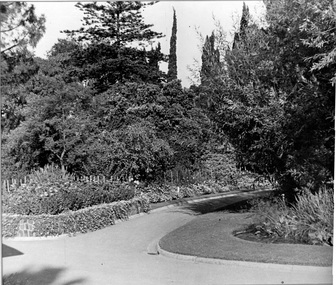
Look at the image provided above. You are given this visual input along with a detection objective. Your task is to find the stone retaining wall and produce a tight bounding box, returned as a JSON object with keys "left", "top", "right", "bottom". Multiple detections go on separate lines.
{"left": 18, "top": 219, "right": 36, "bottom": 237}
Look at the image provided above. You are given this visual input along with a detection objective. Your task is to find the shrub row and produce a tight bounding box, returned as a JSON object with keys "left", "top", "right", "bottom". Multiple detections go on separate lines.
{"left": 3, "top": 164, "right": 272, "bottom": 216}
{"left": 3, "top": 172, "right": 270, "bottom": 216}
{"left": 3, "top": 179, "right": 137, "bottom": 215}
{"left": 2, "top": 197, "right": 149, "bottom": 238}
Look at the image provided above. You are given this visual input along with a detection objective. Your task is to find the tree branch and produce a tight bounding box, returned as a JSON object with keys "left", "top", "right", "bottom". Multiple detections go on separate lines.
{"left": 1, "top": 43, "right": 20, "bottom": 54}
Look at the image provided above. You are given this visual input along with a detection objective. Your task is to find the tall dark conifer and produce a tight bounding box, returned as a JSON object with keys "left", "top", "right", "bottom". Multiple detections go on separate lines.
{"left": 64, "top": 1, "right": 164, "bottom": 91}
{"left": 232, "top": 2, "right": 250, "bottom": 49}
{"left": 200, "top": 31, "right": 221, "bottom": 85}
{"left": 167, "top": 8, "right": 177, "bottom": 81}
{"left": 147, "top": 42, "right": 166, "bottom": 83}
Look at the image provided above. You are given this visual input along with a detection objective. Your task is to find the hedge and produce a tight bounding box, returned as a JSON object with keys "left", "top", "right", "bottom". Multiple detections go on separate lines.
{"left": 2, "top": 179, "right": 138, "bottom": 216}
{"left": 2, "top": 180, "right": 272, "bottom": 238}
{"left": 2, "top": 197, "right": 149, "bottom": 238}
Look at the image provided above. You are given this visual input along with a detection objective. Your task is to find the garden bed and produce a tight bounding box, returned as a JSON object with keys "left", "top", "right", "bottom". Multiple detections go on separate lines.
{"left": 2, "top": 165, "right": 272, "bottom": 238}
{"left": 233, "top": 226, "right": 308, "bottom": 245}
{"left": 159, "top": 211, "right": 333, "bottom": 266}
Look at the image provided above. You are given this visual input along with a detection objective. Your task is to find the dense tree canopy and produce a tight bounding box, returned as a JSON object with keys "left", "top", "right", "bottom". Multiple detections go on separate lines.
{"left": 1, "top": 2, "right": 46, "bottom": 135}
{"left": 2, "top": 1, "right": 334, "bottom": 198}
{"left": 195, "top": 0, "right": 335, "bottom": 199}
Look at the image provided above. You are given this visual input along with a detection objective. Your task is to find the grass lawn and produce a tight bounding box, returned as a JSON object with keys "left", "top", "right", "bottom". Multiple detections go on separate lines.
{"left": 159, "top": 211, "right": 333, "bottom": 266}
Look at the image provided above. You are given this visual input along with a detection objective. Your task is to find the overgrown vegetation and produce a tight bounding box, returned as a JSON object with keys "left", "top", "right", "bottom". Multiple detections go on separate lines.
{"left": 3, "top": 164, "right": 267, "bottom": 216}
{"left": 1, "top": 1, "right": 334, "bottom": 244}
{"left": 241, "top": 187, "right": 334, "bottom": 246}
{"left": 195, "top": 0, "right": 335, "bottom": 201}
{"left": 2, "top": 166, "right": 138, "bottom": 215}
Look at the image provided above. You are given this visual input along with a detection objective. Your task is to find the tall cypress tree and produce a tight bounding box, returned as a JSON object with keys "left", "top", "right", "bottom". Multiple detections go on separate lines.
{"left": 232, "top": 2, "right": 250, "bottom": 50}
{"left": 200, "top": 31, "right": 221, "bottom": 85}
{"left": 167, "top": 8, "right": 177, "bottom": 81}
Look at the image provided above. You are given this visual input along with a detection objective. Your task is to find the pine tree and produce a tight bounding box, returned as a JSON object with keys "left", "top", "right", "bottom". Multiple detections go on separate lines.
{"left": 167, "top": 8, "right": 177, "bottom": 81}
{"left": 200, "top": 31, "right": 221, "bottom": 85}
{"left": 66, "top": 2, "right": 162, "bottom": 48}
{"left": 232, "top": 2, "right": 250, "bottom": 50}
{"left": 64, "top": 1, "right": 164, "bottom": 91}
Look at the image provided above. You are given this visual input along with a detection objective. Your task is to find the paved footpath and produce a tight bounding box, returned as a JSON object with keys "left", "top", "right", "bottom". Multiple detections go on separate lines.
{"left": 3, "top": 191, "right": 333, "bottom": 285}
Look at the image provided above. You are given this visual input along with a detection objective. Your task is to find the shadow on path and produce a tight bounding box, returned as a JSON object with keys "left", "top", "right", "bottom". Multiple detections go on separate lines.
{"left": 174, "top": 191, "right": 273, "bottom": 215}
{"left": 2, "top": 244, "right": 23, "bottom": 258}
{"left": 180, "top": 196, "right": 251, "bottom": 215}
{"left": 3, "top": 266, "right": 86, "bottom": 285}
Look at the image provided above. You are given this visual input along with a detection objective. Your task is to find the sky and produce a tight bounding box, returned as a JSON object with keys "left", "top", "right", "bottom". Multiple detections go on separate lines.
{"left": 31, "top": 1, "right": 265, "bottom": 87}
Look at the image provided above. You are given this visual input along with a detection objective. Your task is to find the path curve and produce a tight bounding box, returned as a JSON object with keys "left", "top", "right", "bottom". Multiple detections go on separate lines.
{"left": 3, "top": 191, "right": 332, "bottom": 285}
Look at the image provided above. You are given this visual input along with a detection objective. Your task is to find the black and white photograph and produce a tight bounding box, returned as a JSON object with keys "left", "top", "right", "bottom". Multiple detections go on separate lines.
{"left": 1, "top": 1, "right": 334, "bottom": 284}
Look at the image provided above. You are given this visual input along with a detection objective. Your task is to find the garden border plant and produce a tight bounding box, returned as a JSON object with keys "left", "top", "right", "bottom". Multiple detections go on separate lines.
{"left": 2, "top": 197, "right": 149, "bottom": 238}
{"left": 233, "top": 186, "right": 334, "bottom": 246}
{"left": 2, "top": 165, "right": 272, "bottom": 238}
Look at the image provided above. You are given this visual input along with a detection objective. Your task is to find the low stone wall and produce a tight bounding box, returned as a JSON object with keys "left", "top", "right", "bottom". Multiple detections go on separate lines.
{"left": 18, "top": 219, "right": 36, "bottom": 237}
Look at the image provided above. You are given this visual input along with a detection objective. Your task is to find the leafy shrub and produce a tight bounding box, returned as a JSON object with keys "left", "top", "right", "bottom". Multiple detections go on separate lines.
{"left": 2, "top": 165, "right": 137, "bottom": 215}
{"left": 2, "top": 197, "right": 149, "bottom": 238}
{"left": 250, "top": 195, "right": 296, "bottom": 239}
{"left": 3, "top": 180, "right": 137, "bottom": 215}
{"left": 293, "top": 187, "right": 333, "bottom": 245}
{"left": 250, "top": 186, "right": 333, "bottom": 245}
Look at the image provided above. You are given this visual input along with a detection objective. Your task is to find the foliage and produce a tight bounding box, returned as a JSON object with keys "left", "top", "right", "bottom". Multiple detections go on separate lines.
{"left": 167, "top": 8, "right": 178, "bottom": 81}
{"left": 0, "top": 12, "right": 40, "bottom": 136}
{"left": 81, "top": 81, "right": 212, "bottom": 181}
{"left": 2, "top": 165, "right": 138, "bottom": 215}
{"left": 80, "top": 120, "right": 174, "bottom": 180}
{"left": 64, "top": 1, "right": 165, "bottom": 91}
{"left": 2, "top": 164, "right": 268, "bottom": 218}
{"left": 1, "top": 49, "right": 40, "bottom": 134}
{"left": 1, "top": 2, "right": 217, "bottom": 183}
{"left": 0, "top": 2, "right": 46, "bottom": 54}
{"left": 1, "top": 56, "right": 94, "bottom": 178}
{"left": 293, "top": 186, "right": 334, "bottom": 244}
{"left": 67, "top": 2, "right": 161, "bottom": 46}
{"left": 250, "top": 186, "right": 333, "bottom": 245}
{"left": 2, "top": 66, "right": 212, "bottom": 181}
{"left": 232, "top": 2, "right": 250, "bottom": 50}
{"left": 262, "top": 0, "right": 335, "bottom": 195}
{"left": 198, "top": 1, "right": 335, "bottom": 200}
{"left": 200, "top": 31, "right": 221, "bottom": 85}
{"left": 157, "top": 81, "right": 212, "bottom": 170}
{"left": 2, "top": 197, "right": 149, "bottom": 238}
{"left": 265, "top": 0, "right": 336, "bottom": 83}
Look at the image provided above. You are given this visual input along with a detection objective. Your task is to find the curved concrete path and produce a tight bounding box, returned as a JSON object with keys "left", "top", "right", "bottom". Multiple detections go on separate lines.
{"left": 3, "top": 191, "right": 333, "bottom": 285}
